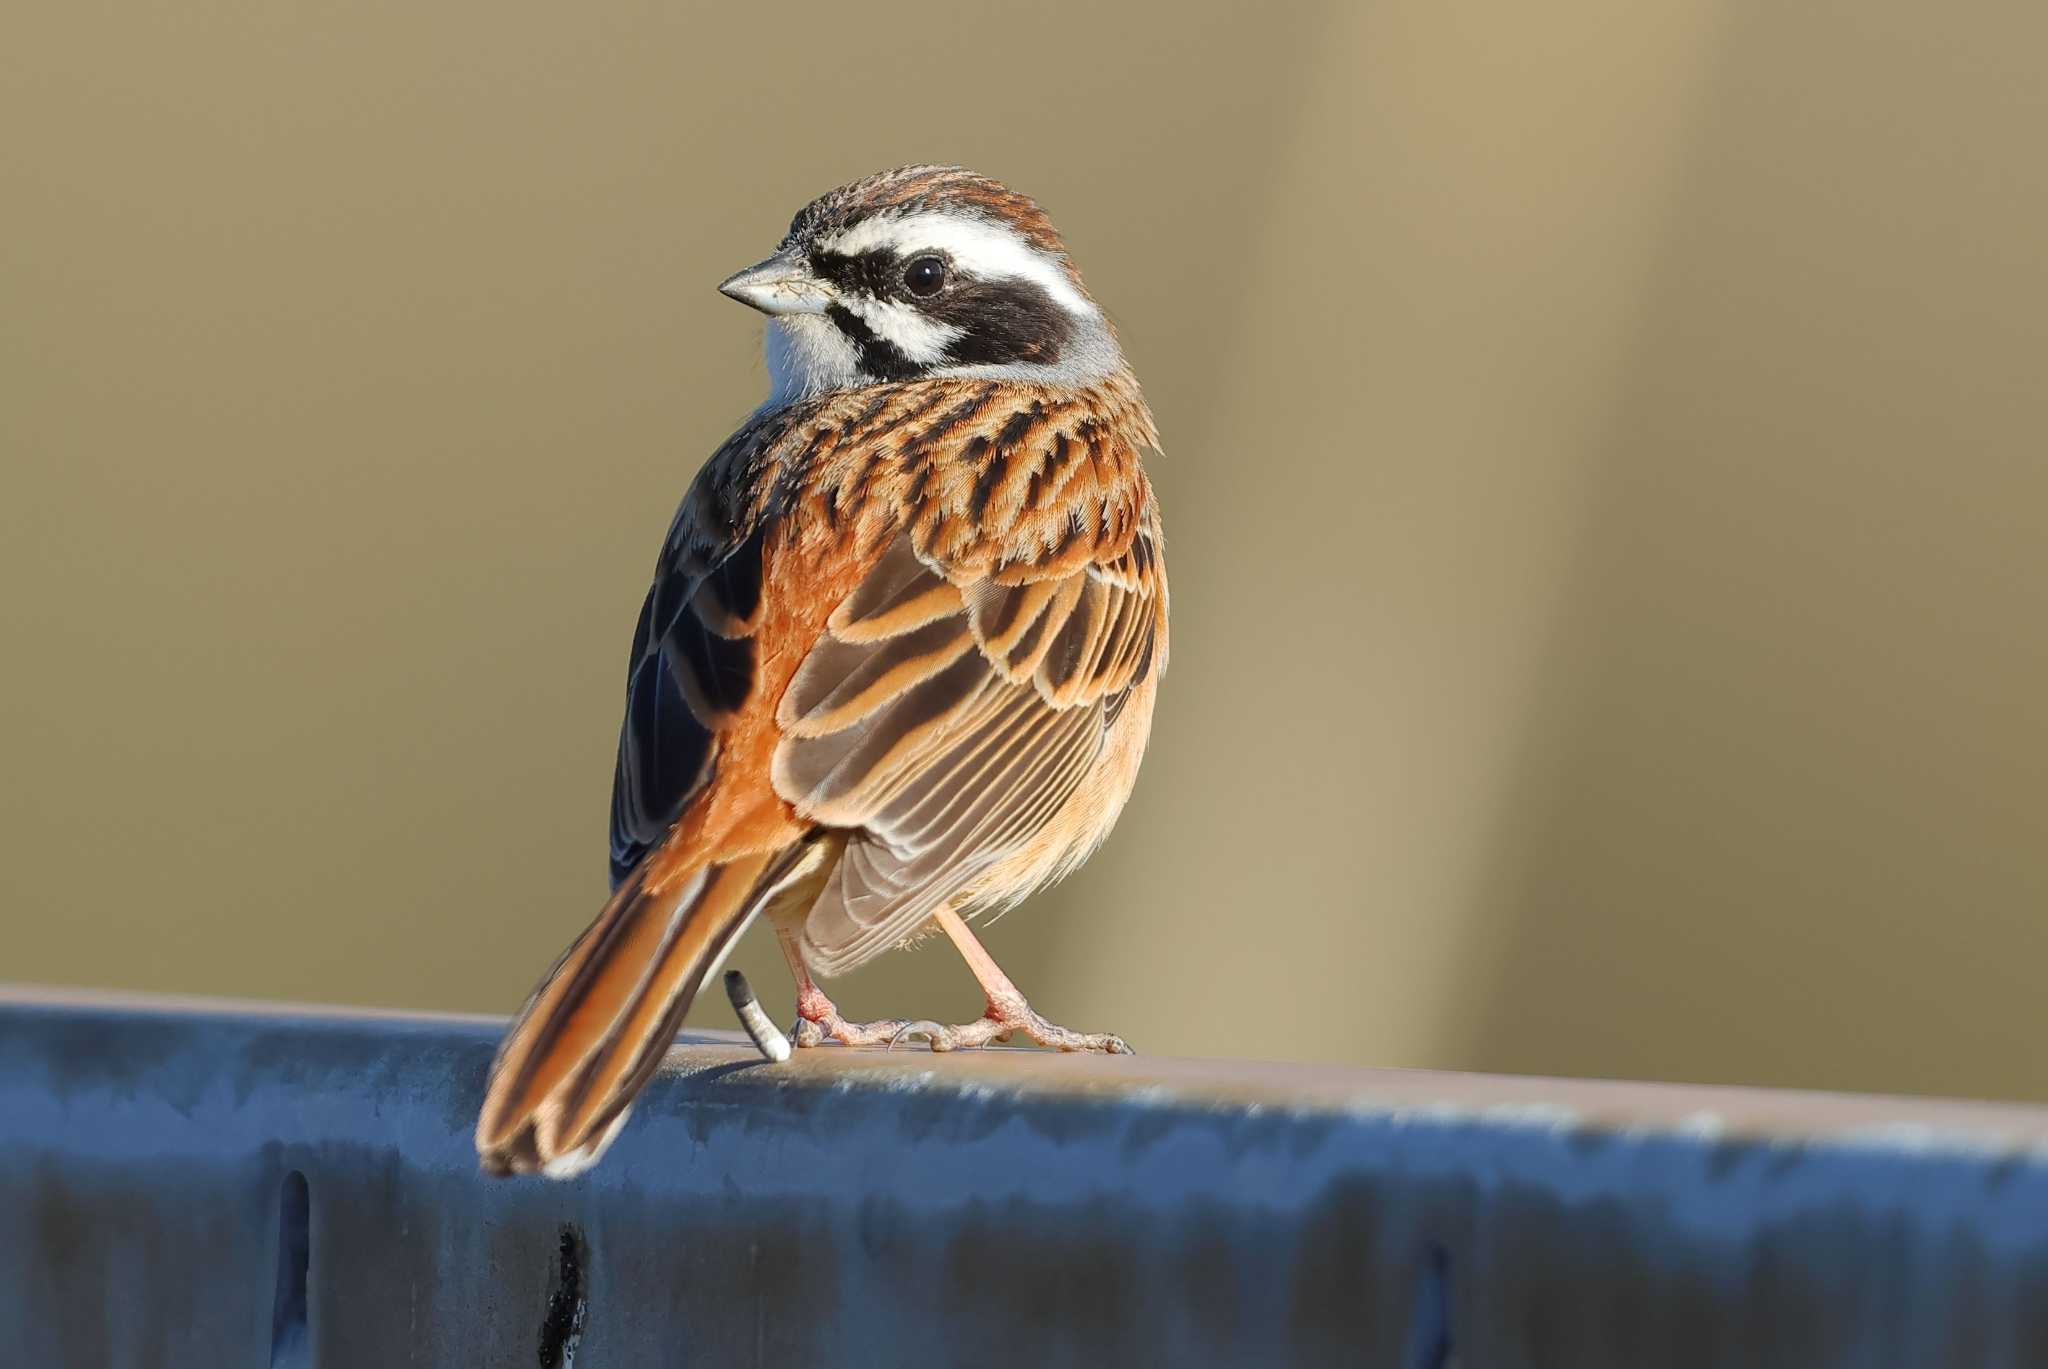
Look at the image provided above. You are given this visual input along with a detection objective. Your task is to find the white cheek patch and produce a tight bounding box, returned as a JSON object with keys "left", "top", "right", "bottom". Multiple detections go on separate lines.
{"left": 764, "top": 315, "right": 862, "bottom": 405}
{"left": 842, "top": 297, "right": 965, "bottom": 365}
{"left": 824, "top": 212, "right": 1099, "bottom": 319}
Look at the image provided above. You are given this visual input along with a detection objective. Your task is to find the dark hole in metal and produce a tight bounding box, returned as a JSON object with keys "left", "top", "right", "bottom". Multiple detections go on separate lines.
{"left": 538, "top": 1224, "right": 589, "bottom": 1369}
{"left": 269, "top": 1170, "right": 310, "bottom": 1367}
{"left": 1403, "top": 1243, "right": 1454, "bottom": 1369}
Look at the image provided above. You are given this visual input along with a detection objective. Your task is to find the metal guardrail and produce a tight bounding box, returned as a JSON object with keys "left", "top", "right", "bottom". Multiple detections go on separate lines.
{"left": 4, "top": 987, "right": 2047, "bottom": 1366}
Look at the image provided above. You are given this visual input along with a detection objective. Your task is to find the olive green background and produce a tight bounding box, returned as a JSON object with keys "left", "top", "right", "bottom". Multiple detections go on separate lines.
{"left": 5, "top": 2, "right": 2044, "bottom": 1101}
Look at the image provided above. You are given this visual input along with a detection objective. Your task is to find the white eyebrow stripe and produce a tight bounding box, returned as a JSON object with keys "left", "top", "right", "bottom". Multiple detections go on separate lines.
{"left": 843, "top": 297, "right": 965, "bottom": 365}
{"left": 824, "top": 212, "right": 1099, "bottom": 318}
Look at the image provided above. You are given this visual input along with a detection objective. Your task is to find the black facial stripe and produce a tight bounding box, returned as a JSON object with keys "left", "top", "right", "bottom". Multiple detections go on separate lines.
{"left": 825, "top": 303, "right": 922, "bottom": 382}
{"left": 809, "top": 248, "right": 897, "bottom": 296}
{"left": 930, "top": 277, "right": 1070, "bottom": 368}
{"left": 810, "top": 245, "right": 1073, "bottom": 375}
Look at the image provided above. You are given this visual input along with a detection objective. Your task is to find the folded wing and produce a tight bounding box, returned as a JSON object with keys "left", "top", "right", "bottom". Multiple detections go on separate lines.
{"left": 772, "top": 524, "right": 1163, "bottom": 976}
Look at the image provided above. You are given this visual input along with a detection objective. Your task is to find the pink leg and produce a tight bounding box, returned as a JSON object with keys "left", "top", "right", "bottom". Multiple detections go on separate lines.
{"left": 885, "top": 905, "right": 1131, "bottom": 1053}
{"left": 774, "top": 924, "right": 915, "bottom": 1048}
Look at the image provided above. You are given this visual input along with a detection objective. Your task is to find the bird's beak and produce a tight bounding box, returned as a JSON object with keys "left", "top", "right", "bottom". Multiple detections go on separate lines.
{"left": 717, "top": 251, "right": 831, "bottom": 316}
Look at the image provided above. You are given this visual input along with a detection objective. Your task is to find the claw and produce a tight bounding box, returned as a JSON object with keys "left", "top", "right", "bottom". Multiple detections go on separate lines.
{"left": 790, "top": 998, "right": 921, "bottom": 1049}
{"left": 887, "top": 1020, "right": 957, "bottom": 1052}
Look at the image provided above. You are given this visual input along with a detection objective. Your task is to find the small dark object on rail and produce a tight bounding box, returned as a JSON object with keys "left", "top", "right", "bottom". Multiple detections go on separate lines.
{"left": 724, "top": 969, "right": 791, "bottom": 1063}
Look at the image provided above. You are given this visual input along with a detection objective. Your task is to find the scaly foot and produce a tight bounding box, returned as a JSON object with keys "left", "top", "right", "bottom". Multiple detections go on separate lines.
{"left": 791, "top": 1002, "right": 918, "bottom": 1048}
{"left": 788, "top": 979, "right": 924, "bottom": 1048}
{"left": 887, "top": 993, "right": 1132, "bottom": 1054}
{"left": 791, "top": 990, "right": 1131, "bottom": 1054}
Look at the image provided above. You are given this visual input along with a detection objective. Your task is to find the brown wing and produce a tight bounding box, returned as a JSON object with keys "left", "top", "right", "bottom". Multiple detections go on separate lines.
{"left": 771, "top": 511, "right": 1164, "bottom": 977}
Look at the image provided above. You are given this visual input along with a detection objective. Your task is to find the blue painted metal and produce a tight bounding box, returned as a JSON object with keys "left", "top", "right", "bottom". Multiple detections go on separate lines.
{"left": 4, "top": 988, "right": 2047, "bottom": 1366}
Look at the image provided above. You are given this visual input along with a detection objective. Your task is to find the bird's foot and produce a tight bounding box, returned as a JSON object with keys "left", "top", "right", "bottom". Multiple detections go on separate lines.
{"left": 791, "top": 983, "right": 1130, "bottom": 1054}
{"left": 886, "top": 993, "right": 1132, "bottom": 1054}
{"left": 791, "top": 1002, "right": 918, "bottom": 1049}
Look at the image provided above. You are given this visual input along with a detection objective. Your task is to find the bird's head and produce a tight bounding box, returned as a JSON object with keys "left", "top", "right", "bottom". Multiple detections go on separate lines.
{"left": 719, "top": 165, "right": 1124, "bottom": 406}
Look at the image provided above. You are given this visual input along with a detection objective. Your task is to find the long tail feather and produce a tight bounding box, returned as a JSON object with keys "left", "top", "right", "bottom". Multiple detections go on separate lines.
{"left": 475, "top": 842, "right": 780, "bottom": 1177}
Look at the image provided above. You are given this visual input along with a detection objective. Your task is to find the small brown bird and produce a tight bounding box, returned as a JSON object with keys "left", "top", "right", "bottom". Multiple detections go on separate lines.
{"left": 475, "top": 166, "right": 1166, "bottom": 1176}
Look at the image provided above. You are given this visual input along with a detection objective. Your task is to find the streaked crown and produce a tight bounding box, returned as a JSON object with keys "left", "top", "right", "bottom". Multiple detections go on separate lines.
{"left": 785, "top": 165, "right": 1080, "bottom": 278}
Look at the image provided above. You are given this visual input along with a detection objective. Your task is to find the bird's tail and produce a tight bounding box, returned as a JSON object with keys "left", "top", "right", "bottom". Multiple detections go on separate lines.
{"left": 474, "top": 834, "right": 785, "bottom": 1177}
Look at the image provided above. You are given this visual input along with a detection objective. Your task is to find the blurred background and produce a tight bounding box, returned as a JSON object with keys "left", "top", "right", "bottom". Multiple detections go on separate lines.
{"left": 5, "top": 1, "right": 2044, "bottom": 1103}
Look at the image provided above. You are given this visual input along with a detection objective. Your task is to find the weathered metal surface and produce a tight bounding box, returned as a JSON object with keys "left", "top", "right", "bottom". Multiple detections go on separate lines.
{"left": 3, "top": 986, "right": 2046, "bottom": 1367}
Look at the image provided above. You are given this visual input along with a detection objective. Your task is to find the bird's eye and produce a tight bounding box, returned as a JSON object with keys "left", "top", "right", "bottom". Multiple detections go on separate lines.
{"left": 902, "top": 256, "right": 947, "bottom": 297}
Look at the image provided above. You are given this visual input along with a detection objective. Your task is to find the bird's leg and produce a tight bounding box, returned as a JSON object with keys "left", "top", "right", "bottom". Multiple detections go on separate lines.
{"left": 774, "top": 924, "right": 915, "bottom": 1048}
{"left": 888, "top": 905, "right": 1133, "bottom": 1054}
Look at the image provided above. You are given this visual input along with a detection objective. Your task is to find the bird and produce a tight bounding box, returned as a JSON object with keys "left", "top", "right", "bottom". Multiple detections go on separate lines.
{"left": 474, "top": 165, "right": 1167, "bottom": 1177}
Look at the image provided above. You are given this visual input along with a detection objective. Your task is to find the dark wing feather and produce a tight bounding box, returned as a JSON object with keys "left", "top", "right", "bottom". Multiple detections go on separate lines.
{"left": 607, "top": 506, "right": 766, "bottom": 886}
